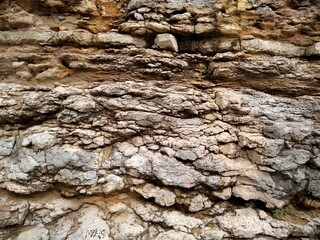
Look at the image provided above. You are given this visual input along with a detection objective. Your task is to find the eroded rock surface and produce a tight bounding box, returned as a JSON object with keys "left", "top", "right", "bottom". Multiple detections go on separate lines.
{"left": 0, "top": 0, "right": 319, "bottom": 239}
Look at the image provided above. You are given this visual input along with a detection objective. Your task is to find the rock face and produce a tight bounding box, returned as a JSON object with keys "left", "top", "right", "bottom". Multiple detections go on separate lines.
{"left": 0, "top": 0, "right": 319, "bottom": 239}
{"left": 154, "top": 33, "right": 179, "bottom": 52}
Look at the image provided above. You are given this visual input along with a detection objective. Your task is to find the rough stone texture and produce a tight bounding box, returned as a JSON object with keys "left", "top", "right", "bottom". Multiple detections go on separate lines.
{"left": 154, "top": 33, "right": 179, "bottom": 52}
{"left": 0, "top": 0, "right": 320, "bottom": 239}
{"left": 306, "top": 42, "right": 320, "bottom": 56}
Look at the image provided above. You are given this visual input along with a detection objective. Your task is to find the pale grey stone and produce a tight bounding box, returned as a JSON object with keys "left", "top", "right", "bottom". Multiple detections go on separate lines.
{"left": 151, "top": 154, "right": 204, "bottom": 188}
{"left": 137, "top": 7, "right": 151, "bottom": 13}
{"left": 117, "top": 142, "right": 138, "bottom": 157}
{"left": 175, "top": 149, "right": 197, "bottom": 161}
{"left": 134, "top": 12, "right": 144, "bottom": 20}
{"left": 128, "top": 0, "right": 216, "bottom": 11}
{"left": 195, "top": 23, "right": 214, "bottom": 35}
{"left": 242, "top": 38, "right": 305, "bottom": 57}
{"left": 16, "top": 224, "right": 49, "bottom": 240}
{"left": 132, "top": 201, "right": 203, "bottom": 232}
{"left": 22, "top": 130, "right": 56, "bottom": 149}
{"left": 201, "top": 228, "right": 228, "bottom": 240}
{"left": 0, "top": 31, "right": 54, "bottom": 45}
{"left": 125, "top": 153, "right": 152, "bottom": 177}
{"left": 47, "top": 146, "right": 97, "bottom": 171}
{"left": 145, "top": 22, "right": 170, "bottom": 33}
{"left": 311, "top": 156, "right": 320, "bottom": 168}
{"left": 215, "top": 208, "right": 287, "bottom": 238}
{"left": 212, "top": 187, "right": 232, "bottom": 200}
{"left": 96, "top": 32, "right": 147, "bottom": 47}
{"left": 0, "top": 97, "right": 16, "bottom": 107}
{"left": 79, "top": 205, "right": 110, "bottom": 240}
{"left": 216, "top": 132, "right": 237, "bottom": 143}
{"left": 305, "top": 42, "right": 320, "bottom": 56}
{"left": 133, "top": 183, "right": 176, "bottom": 207}
{"left": 111, "top": 212, "right": 145, "bottom": 240}
{"left": 269, "top": 149, "right": 311, "bottom": 171}
{"left": 155, "top": 230, "right": 196, "bottom": 240}
{"left": 103, "top": 174, "right": 125, "bottom": 194}
{"left": 188, "top": 194, "right": 212, "bottom": 212}
{"left": 169, "top": 12, "right": 192, "bottom": 22}
{"left": 219, "top": 143, "right": 239, "bottom": 158}
{"left": 194, "top": 154, "right": 255, "bottom": 174}
{"left": 0, "top": 137, "right": 15, "bottom": 158}
{"left": 52, "top": 85, "right": 82, "bottom": 97}
{"left": 50, "top": 217, "right": 74, "bottom": 240}
{"left": 205, "top": 175, "right": 235, "bottom": 189}
{"left": 16, "top": 149, "right": 45, "bottom": 174}
{"left": 56, "top": 30, "right": 93, "bottom": 46}
{"left": 55, "top": 169, "right": 98, "bottom": 185}
{"left": 308, "top": 177, "right": 320, "bottom": 198}
{"left": 232, "top": 185, "right": 286, "bottom": 208}
{"left": 154, "top": 34, "right": 179, "bottom": 52}
{"left": 63, "top": 95, "right": 96, "bottom": 113}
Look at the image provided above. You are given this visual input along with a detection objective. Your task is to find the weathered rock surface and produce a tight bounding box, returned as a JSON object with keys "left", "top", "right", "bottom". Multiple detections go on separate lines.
{"left": 154, "top": 33, "right": 179, "bottom": 52}
{"left": 0, "top": 0, "right": 319, "bottom": 239}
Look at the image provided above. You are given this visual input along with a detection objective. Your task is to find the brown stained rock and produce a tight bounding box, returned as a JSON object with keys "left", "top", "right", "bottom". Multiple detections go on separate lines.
{"left": 0, "top": 0, "right": 320, "bottom": 239}
{"left": 35, "top": 67, "right": 70, "bottom": 81}
{"left": 0, "top": 202, "right": 29, "bottom": 228}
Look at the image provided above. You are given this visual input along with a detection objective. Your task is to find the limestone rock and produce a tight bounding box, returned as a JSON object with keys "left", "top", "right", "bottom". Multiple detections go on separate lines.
{"left": 132, "top": 201, "right": 204, "bottom": 232}
{"left": 0, "top": 202, "right": 29, "bottom": 228}
{"left": 133, "top": 183, "right": 176, "bottom": 206}
{"left": 201, "top": 228, "right": 228, "bottom": 240}
{"left": 16, "top": 71, "right": 33, "bottom": 80}
{"left": 111, "top": 212, "right": 145, "bottom": 240}
{"left": 154, "top": 33, "right": 179, "bottom": 52}
{"left": 0, "top": 31, "right": 55, "bottom": 45}
{"left": 242, "top": 38, "right": 305, "bottom": 57}
{"left": 215, "top": 208, "right": 285, "bottom": 238}
{"left": 305, "top": 42, "right": 320, "bottom": 56}
{"left": 16, "top": 224, "right": 49, "bottom": 240}
{"left": 35, "top": 68, "right": 68, "bottom": 81}
{"left": 95, "top": 32, "right": 147, "bottom": 47}
{"left": 0, "top": 0, "right": 319, "bottom": 239}
{"left": 155, "top": 230, "right": 196, "bottom": 240}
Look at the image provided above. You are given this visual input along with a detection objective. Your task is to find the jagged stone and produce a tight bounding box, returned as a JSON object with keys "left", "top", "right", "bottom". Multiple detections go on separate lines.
{"left": 0, "top": 0, "right": 319, "bottom": 239}
{"left": 0, "top": 202, "right": 29, "bottom": 228}
{"left": 133, "top": 183, "right": 176, "bottom": 207}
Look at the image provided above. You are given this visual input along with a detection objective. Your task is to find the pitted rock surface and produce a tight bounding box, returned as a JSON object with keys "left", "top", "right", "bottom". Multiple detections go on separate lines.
{"left": 0, "top": 0, "right": 319, "bottom": 239}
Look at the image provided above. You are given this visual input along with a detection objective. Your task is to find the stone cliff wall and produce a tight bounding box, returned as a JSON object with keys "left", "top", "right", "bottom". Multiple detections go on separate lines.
{"left": 0, "top": 0, "right": 320, "bottom": 239}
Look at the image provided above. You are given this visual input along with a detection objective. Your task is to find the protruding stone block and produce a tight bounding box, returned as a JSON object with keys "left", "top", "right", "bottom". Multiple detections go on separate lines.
{"left": 305, "top": 42, "right": 320, "bottom": 56}
{"left": 154, "top": 33, "right": 179, "bottom": 52}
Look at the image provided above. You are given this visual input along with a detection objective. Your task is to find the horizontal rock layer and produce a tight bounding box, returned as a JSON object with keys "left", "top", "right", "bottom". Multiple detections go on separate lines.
{"left": 0, "top": 0, "right": 319, "bottom": 240}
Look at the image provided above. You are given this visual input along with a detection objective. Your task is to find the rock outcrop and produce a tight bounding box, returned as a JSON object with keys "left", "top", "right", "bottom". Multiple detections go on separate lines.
{"left": 0, "top": 0, "right": 319, "bottom": 239}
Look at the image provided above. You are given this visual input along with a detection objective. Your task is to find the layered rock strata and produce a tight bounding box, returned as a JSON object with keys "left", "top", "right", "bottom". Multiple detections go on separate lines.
{"left": 0, "top": 0, "right": 320, "bottom": 239}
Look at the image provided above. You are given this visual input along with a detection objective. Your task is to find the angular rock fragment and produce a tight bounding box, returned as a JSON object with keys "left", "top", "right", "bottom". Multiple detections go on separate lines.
{"left": 154, "top": 33, "right": 179, "bottom": 52}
